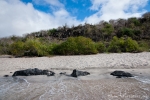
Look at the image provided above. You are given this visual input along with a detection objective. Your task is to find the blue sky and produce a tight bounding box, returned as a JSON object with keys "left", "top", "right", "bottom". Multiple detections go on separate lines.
{"left": 22, "top": 0, "right": 95, "bottom": 21}
{"left": 0, "top": 0, "right": 150, "bottom": 37}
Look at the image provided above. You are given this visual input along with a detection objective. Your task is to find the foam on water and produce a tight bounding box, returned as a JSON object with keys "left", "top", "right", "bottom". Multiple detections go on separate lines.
{"left": 0, "top": 75, "right": 150, "bottom": 100}
{"left": 133, "top": 76, "right": 150, "bottom": 84}
{"left": 0, "top": 77, "right": 30, "bottom": 98}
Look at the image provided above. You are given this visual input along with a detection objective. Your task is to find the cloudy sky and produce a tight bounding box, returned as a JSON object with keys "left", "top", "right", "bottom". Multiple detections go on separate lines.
{"left": 0, "top": 0, "right": 150, "bottom": 37}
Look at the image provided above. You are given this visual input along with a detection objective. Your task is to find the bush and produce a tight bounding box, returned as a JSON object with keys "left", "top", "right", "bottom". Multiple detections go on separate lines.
{"left": 24, "top": 39, "right": 48, "bottom": 56}
{"left": 139, "top": 40, "right": 150, "bottom": 51}
{"left": 107, "top": 36, "right": 124, "bottom": 52}
{"left": 9, "top": 38, "right": 58, "bottom": 56}
{"left": 125, "top": 37, "right": 139, "bottom": 52}
{"left": 117, "top": 28, "right": 134, "bottom": 38}
{"left": 95, "top": 42, "right": 105, "bottom": 53}
{"left": 53, "top": 36, "right": 98, "bottom": 55}
{"left": 10, "top": 41, "right": 25, "bottom": 56}
{"left": 108, "top": 36, "right": 140, "bottom": 53}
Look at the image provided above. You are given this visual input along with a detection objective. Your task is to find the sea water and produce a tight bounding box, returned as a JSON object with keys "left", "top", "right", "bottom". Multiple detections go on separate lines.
{"left": 0, "top": 75, "right": 150, "bottom": 100}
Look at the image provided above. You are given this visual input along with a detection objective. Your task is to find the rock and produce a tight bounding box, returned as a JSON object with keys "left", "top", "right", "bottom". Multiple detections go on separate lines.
{"left": 110, "top": 71, "right": 133, "bottom": 78}
{"left": 12, "top": 68, "right": 55, "bottom": 76}
{"left": 71, "top": 69, "right": 90, "bottom": 77}
{"left": 60, "top": 72, "right": 66, "bottom": 75}
{"left": 4, "top": 75, "right": 9, "bottom": 77}
{"left": 47, "top": 71, "right": 55, "bottom": 76}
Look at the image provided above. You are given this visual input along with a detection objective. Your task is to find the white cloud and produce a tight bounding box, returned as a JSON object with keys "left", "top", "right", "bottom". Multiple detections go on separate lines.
{"left": 32, "top": 0, "right": 64, "bottom": 8}
{"left": 0, "top": 0, "right": 80, "bottom": 37}
{"left": 0, "top": 0, "right": 149, "bottom": 37}
{"left": 85, "top": 0, "right": 148, "bottom": 23}
{"left": 44, "top": 0, "right": 64, "bottom": 7}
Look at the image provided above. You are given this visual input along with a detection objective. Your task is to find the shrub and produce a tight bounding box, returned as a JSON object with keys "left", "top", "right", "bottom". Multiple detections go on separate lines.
{"left": 125, "top": 37, "right": 140, "bottom": 52}
{"left": 46, "top": 43, "right": 58, "bottom": 55}
{"left": 53, "top": 36, "right": 98, "bottom": 55}
{"left": 9, "top": 38, "right": 58, "bottom": 56}
{"left": 118, "top": 28, "right": 134, "bottom": 38}
{"left": 24, "top": 39, "right": 48, "bottom": 56}
{"left": 95, "top": 42, "right": 105, "bottom": 53}
{"left": 108, "top": 36, "right": 140, "bottom": 53}
{"left": 107, "top": 36, "right": 123, "bottom": 53}
{"left": 74, "top": 36, "right": 98, "bottom": 54}
{"left": 10, "top": 41, "right": 25, "bottom": 56}
{"left": 138, "top": 40, "right": 150, "bottom": 51}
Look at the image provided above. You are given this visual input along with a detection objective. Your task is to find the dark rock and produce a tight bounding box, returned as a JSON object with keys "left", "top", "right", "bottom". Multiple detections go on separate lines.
{"left": 47, "top": 71, "right": 55, "bottom": 76}
{"left": 60, "top": 72, "right": 66, "bottom": 75}
{"left": 116, "top": 76, "right": 122, "bottom": 78}
{"left": 4, "top": 75, "right": 9, "bottom": 77}
{"left": 12, "top": 68, "right": 55, "bottom": 76}
{"left": 71, "top": 69, "right": 90, "bottom": 77}
{"left": 10, "top": 72, "right": 12, "bottom": 73}
{"left": 110, "top": 71, "right": 133, "bottom": 78}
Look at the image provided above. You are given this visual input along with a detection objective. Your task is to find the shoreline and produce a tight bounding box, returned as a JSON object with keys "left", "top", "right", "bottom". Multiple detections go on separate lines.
{"left": 0, "top": 52, "right": 150, "bottom": 100}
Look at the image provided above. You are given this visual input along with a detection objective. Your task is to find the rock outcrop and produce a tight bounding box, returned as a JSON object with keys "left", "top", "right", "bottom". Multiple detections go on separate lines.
{"left": 110, "top": 71, "right": 133, "bottom": 78}
{"left": 71, "top": 69, "right": 90, "bottom": 77}
{"left": 12, "top": 68, "right": 55, "bottom": 76}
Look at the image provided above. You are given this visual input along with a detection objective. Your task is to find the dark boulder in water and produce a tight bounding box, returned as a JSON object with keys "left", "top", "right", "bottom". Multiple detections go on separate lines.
{"left": 71, "top": 69, "right": 90, "bottom": 77}
{"left": 110, "top": 71, "right": 133, "bottom": 78}
{"left": 12, "top": 68, "right": 55, "bottom": 76}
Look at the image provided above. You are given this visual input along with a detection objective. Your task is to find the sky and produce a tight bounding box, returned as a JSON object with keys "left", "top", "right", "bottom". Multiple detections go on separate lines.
{"left": 0, "top": 0, "right": 150, "bottom": 37}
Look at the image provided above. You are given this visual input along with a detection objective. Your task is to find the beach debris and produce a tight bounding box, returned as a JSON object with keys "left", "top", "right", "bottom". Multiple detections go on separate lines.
{"left": 71, "top": 69, "right": 90, "bottom": 77}
{"left": 3, "top": 75, "right": 9, "bottom": 77}
{"left": 12, "top": 68, "right": 55, "bottom": 76}
{"left": 110, "top": 71, "right": 133, "bottom": 78}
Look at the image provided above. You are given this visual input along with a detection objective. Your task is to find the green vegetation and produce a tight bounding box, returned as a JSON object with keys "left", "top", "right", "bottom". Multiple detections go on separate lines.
{"left": 95, "top": 42, "right": 105, "bottom": 53}
{"left": 125, "top": 37, "right": 139, "bottom": 52}
{"left": 10, "top": 41, "right": 25, "bottom": 56}
{"left": 108, "top": 36, "right": 140, "bottom": 53}
{"left": 0, "top": 12, "right": 150, "bottom": 56}
{"left": 138, "top": 40, "right": 150, "bottom": 52}
{"left": 53, "top": 36, "right": 98, "bottom": 55}
{"left": 9, "top": 39, "right": 57, "bottom": 57}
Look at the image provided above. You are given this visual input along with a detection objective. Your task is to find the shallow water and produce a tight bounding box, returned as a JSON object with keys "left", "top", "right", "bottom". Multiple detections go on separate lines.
{"left": 0, "top": 75, "right": 150, "bottom": 100}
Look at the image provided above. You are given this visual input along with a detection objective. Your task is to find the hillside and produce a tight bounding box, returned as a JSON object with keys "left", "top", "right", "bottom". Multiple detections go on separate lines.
{"left": 0, "top": 12, "right": 150, "bottom": 56}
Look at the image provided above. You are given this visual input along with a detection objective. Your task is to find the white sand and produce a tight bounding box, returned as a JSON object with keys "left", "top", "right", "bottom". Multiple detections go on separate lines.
{"left": 0, "top": 52, "right": 150, "bottom": 71}
{"left": 0, "top": 52, "right": 150, "bottom": 100}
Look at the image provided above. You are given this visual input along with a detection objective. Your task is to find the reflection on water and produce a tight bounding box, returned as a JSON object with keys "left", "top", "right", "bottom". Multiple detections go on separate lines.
{"left": 0, "top": 76, "right": 150, "bottom": 100}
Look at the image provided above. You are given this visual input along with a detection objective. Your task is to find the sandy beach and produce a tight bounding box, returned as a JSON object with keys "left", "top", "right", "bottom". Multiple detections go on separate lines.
{"left": 0, "top": 52, "right": 150, "bottom": 100}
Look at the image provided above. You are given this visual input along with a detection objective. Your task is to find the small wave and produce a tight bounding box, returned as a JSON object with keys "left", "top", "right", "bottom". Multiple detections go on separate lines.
{"left": 133, "top": 76, "right": 150, "bottom": 84}
{"left": 0, "top": 77, "right": 30, "bottom": 95}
